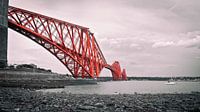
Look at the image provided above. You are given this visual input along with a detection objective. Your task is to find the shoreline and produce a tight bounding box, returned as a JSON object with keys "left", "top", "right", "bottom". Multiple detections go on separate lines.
{"left": 0, "top": 87, "right": 200, "bottom": 112}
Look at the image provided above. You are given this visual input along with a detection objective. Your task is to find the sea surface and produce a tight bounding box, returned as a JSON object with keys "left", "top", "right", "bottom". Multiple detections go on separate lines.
{"left": 39, "top": 80, "right": 200, "bottom": 94}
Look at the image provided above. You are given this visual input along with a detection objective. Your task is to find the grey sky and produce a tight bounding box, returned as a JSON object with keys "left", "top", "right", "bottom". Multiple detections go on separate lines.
{"left": 8, "top": 0, "right": 200, "bottom": 77}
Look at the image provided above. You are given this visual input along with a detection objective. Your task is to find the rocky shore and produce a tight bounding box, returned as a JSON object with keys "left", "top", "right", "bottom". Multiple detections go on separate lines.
{"left": 0, "top": 87, "right": 200, "bottom": 112}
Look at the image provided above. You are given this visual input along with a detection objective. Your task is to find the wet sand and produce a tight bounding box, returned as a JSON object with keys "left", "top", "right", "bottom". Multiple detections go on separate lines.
{"left": 0, "top": 88, "right": 199, "bottom": 112}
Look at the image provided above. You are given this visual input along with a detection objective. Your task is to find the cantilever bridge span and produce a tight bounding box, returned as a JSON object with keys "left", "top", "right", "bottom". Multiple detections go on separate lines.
{"left": 7, "top": 6, "right": 127, "bottom": 80}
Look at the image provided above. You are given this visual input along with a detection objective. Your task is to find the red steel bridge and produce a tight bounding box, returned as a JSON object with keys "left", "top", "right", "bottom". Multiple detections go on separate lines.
{"left": 7, "top": 6, "right": 127, "bottom": 80}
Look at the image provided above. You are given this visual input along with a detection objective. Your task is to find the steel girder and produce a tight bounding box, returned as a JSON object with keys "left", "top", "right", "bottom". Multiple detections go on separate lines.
{"left": 7, "top": 6, "right": 127, "bottom": 80}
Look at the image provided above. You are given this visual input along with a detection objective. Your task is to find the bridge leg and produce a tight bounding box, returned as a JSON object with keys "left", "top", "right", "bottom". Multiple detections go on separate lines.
{"left": 110, "top": 61, "right": 122, "bottom": 80}
{"left": 109, "top": 61, "right": 127, "bottom": 80}
{"left": 121, "top": 69, "right": 127, "bottom": 80}
{"left": 0, "top": 0, "right": 9, "bottom": 68}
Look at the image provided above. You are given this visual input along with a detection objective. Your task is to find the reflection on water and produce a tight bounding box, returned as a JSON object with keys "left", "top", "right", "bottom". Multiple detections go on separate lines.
{"left": 39, "top": 81, "right": 200, "bottom": 94}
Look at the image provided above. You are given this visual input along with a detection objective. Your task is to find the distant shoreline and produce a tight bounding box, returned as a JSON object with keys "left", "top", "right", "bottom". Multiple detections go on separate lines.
{"left": 98, "top": 76, "right": 200, "bottom": 82}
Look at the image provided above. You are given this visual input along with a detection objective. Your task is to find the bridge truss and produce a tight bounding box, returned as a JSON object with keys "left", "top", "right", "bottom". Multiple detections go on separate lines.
{"left": 7, "top": 6, "right": 127, "bottom": 80}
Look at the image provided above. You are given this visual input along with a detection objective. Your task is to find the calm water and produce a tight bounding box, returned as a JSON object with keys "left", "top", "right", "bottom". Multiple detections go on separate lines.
{"left": 39, "top": 81, "right": 200, "bottom": 94}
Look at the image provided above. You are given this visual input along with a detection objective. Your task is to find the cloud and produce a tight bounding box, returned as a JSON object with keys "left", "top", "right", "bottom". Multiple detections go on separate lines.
{"left": 130, "top": 43, "right": 143, "bottom": 50}
{"left": 152, "top": 41, "right": 174, "bottom": 48}
{"left": 177, "top": 36, "right": 200, "bottom": 48}
{"left": 152, "top": 31, "right": 200, "bottom": 49}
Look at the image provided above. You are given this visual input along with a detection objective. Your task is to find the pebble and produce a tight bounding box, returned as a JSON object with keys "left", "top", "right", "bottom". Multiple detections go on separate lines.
{"left": 14, "top": 108, "right": 20, "bottom": 112}
{"left": 78, "top": 105, "right": 96, "bottom": 110}
{"left": 94, "top": 102, "right": 104, "bottom": 108}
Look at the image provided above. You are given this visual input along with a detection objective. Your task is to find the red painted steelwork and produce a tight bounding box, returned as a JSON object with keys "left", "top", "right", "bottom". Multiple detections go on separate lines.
{"left": 122, "top": 69, "right": 127, "bottom": 80}
{"left": 7, "top": 6, "right": 127, "bottom": 80}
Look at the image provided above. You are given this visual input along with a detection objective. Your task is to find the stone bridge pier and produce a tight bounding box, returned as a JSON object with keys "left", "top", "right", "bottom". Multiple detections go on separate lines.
{"left": 0, "top": 0, "right": 9, "bottom": 68}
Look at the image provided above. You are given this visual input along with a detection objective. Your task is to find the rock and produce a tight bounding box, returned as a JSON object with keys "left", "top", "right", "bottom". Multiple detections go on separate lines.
{"left": 123, "top": 104, "right": 132, "bottom": 109}
{"left": 14, "top": 108, "right": 20, "bottom": 112}
{"left": 0, "top": 88, "right": 200, "bottom": 112}
{"left": 103, "top": 106, "right": 108, "bottom": 110}
{"left": 106, "top": 103, "right": 115, "bottom": 107}
{"left": 53, "top": 105, "right": 59, "bottom": 108}
{"left": 42, "top": 99, "right": 48, "bottom": 104}
{"left": 114, "top": 92, "right": 119, "bottom": 94}
{"left": 114, "top": 104, "right": 120, "bottom": 108}
{"left": 67, "top": 104, "right": 72, "bottom": 107}
{"left": 63, "top": 98, "right": 68, "bottom": 102}
{"left": 35, "top": 107, "right": 40, "bottom": 112}
{"left": 166, "top": 109, "right": 178, "bottom": 112}
{"left": 27, "top": 104, "right": 33, "bottom": 109}
{"left": 115, "top": 108, "right": 123, "bottom": 112}
{"left": 94, "top": 102, "right": 104, "bottom": 108}
{"left": 110, "top": 97, "right": 115, "bottom": 100}
{"left": 78, "top": 105, "right": 96, "bottom": 110}
{"left": 192, "top": 108, "right": 200, "bottom": 112}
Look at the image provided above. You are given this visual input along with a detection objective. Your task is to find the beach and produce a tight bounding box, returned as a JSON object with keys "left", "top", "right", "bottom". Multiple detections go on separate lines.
{"left": 0, "top": 87, "right": 199, "bottom": 112}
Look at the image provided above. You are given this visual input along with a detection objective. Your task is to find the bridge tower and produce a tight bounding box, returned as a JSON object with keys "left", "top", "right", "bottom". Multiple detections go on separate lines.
{"left": 0, "top": 0, "right": 9, "bottom": 68}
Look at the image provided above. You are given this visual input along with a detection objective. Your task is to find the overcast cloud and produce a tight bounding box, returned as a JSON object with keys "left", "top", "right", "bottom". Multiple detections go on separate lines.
{"left": 8, "top": 0, "right": 200, "bottom": 77}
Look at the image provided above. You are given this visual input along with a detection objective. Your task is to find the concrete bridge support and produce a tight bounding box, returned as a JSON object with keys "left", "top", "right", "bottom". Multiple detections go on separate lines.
{"left": 0, "top": 0, "right": 9, "bottom": 68}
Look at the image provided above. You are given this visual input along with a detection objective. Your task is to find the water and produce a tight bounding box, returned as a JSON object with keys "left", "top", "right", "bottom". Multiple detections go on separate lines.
{"left": 39, "top": 80, "right": 200, "bottom": 94}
